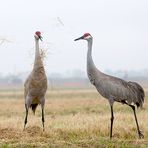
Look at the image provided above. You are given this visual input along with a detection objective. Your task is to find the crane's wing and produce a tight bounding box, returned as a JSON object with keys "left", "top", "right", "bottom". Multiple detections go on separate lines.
{"left": 94, "top": 73, "right": 144, "bottom": 108}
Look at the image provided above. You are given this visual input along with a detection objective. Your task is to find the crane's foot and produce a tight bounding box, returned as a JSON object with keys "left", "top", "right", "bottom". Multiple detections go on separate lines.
{"left": 138, "top": 130, "right": 144, "bottom": 139}
{"left": 23, "top": 126, "right": 26, "bottom": 131}
{"left": 42, "top": 122, "right": 45, "bottom": 132}
{"left": 23, "top": 123, "right": 27, "bottom": 131}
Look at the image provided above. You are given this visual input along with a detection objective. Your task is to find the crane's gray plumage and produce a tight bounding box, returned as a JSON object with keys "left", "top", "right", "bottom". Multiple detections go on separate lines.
{"left": 74, "top": 33, "right": 144, "bottom": 139}
{"left": 24, "top": 31, "right": 47, "bottom": 130}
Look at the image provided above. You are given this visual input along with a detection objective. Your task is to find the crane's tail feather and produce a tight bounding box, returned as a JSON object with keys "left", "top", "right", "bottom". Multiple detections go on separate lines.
{"left": 30, "top": 104, "right": 38, "bottom": 115}
{"left": 128, "top": 81, "right": 145, "bottom": 108}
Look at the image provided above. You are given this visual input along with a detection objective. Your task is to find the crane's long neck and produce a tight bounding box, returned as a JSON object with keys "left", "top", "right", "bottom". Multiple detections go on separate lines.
{"left": 33, "top": 39, "right": 44, "bottom": 70}
{"left": 87, "top": 39, "right": 96, "bottom": 71}
{"left": 87, "top": 38, "right": 102, "bottom": 76}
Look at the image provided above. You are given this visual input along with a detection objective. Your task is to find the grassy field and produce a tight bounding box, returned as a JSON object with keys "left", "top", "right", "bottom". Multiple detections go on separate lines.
{"left": 0, "top": 88, "right": 147, "bottom": 147}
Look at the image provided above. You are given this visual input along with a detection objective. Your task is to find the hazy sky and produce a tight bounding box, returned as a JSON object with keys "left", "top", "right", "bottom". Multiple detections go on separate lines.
{"left": 0, "top": 0, "right": 148, "bottom": 76}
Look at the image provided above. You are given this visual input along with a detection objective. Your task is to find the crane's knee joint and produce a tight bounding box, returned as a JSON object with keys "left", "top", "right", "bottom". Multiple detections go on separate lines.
{"left": 129, "top": 105, "right": 135, "bottom": 111}
{"left": 110, "top": 116, "right": 114, "bottom": 121}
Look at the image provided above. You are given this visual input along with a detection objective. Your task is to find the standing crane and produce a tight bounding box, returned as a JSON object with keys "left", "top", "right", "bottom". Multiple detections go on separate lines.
{"left": 74, "top": 33, "right": 144, "bottom": 139}
{"left": 24, "top": 31, "right": 47, "bottom": 131}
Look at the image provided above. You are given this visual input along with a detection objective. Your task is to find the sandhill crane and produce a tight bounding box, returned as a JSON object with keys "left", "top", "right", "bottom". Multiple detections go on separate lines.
{"left": 74, "top": 33, "right": 144, "bottom": 139}
{"left": 24, "top": 31, "right": 47, "bottom": 130}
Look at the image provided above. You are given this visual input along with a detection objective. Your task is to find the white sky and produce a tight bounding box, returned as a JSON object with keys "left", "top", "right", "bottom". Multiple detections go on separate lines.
{"left": 0, "top": 0, "right": 148, "bottom": 76}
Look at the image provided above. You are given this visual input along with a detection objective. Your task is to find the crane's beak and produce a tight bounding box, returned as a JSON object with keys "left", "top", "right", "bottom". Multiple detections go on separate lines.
{"left": 74, "top": 36, "right": 84, "bottom": 41}
{"left": 39, "top": 36, "right": 43, "bottom": 41}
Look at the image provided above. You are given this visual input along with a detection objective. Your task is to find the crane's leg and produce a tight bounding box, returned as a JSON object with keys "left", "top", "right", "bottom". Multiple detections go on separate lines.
{"left": 128, "top": 105, "right": 144, "bottom": 139}
{"left": 24, "top": 95, "right": 32, "bottom": 130}
{"left": 110, "top": 105, "right": 114, "bottom": 139}
{"left": 42, "top": 107, "right": 45, "bottom": 131}
{"left": 40, "top": 97, "right": 45, "bottom": 131}
{"left": 109, "top": 98, "right": 114, "bottom": 139}
{"left": 24, "top": 103, "right": 28, "bottom": 130}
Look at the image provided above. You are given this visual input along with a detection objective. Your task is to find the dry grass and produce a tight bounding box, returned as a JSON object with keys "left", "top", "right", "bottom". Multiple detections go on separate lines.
{"left": 0, "top": 88, "right": 147, "bottom": 147}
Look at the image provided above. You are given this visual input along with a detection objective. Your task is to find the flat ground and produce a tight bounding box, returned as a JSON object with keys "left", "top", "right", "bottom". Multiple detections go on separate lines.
{"left": 0, "top": 88, "right": 147, "bottom": 147}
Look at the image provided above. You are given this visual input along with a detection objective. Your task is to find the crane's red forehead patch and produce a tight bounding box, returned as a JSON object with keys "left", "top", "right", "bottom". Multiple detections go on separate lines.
{"left": 35, "top": 31, "right": 41, "bottom": 36}
{"left": 84, "top": 33, "right": 90, "bottom": 37}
